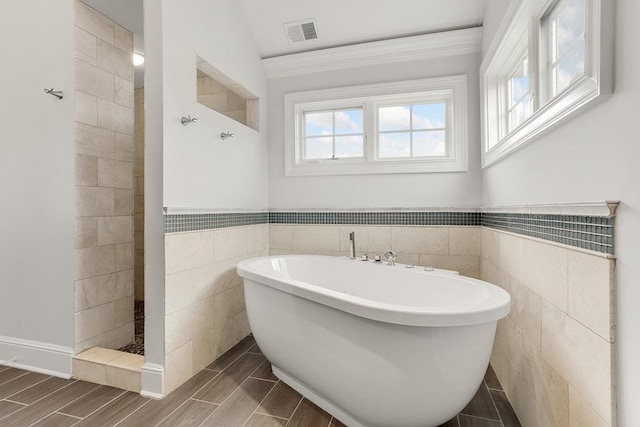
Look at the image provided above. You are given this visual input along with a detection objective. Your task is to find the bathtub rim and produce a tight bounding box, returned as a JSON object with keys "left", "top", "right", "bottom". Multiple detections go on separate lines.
{"left": 238, "top": 255, "right": 510, "bottom": 327}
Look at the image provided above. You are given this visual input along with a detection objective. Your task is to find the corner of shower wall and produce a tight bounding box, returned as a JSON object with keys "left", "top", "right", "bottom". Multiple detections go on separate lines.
{"left": 73, "top": 0, "right": 135, "bottom": 353}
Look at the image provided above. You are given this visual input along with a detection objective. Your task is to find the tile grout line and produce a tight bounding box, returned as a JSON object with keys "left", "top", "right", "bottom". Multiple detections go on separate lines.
{"left": 484, "top": 379, "right": 505, "bottom": 426}
{"left": 197, "top": 377, "right": 253, "bottom": 427}
{"left": 0, "top": 400, "right": 27, "bottom": 422}
{"left": 460, "top": 413, "right": 506, "bottom": 423}
{"left": 112, "top": 392, "right": 154, "bottom": 427}
{"left": 253, "top": 410, "right": 290, "bottom": 421}
{"left": 284, "top": 396, "right": 305, "bottom": 427}
{"left": 247, "top": 375, "right": 277, "bottom": 383}
{"left": 0, "top": 371, "right": 53, "bottom": 403}
{"left": 152, "top": 397, "right": 194, "bottom": 426}
{"left": 59, "top": 388, "right": 127, "bottom": 422}
{"left": 155, "top": 347, "right": 260, "bottom": 427}
{"left": 189, "top": 397, "right": 219, "bottom": 405}
{"left": 54, "top": 411, "right": 83, "bottom": 420}
{"left": 8, "top": 378, "right": 80, "bottom": 410}
{"left": 0, "top": 371, "right": 31, "bottom": 387}
{"left": 239, "top": 377, "right": 279, "bottom": 427}
{"left": 197, "top": 340, "right": 261, "bottom": 427}
{"left": 24, "top": 382, "right": 101, "bottom": 427}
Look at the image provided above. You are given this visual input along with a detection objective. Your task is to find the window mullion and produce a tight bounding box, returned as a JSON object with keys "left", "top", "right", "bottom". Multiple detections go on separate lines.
{"left": 331, "top": 112, "right": 336, "bottom": 159}
{"left": 367, "top": 101, "right": 376, "bottom": 161}
{"left": 409, "top": 105, "right": 414, "bottom": 157}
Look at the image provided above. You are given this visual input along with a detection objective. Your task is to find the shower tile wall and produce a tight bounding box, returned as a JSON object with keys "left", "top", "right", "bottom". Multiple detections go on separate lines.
{"left": 73, "top": 0, "right": 135, "bottom": 353}
{"left": 196, "top": 71, "right": 250, "bottom": 127}
{"left": 134, "top": 88, "right": 144, "bottom": 301}
{"left": 270, "top": 225, "right": 481, "bottom": 278}
{"left": 481, "top": 228, "right": 615, "bottom": 427}
{"left": 163, "top": 224, "right": 268, "bottom": 394}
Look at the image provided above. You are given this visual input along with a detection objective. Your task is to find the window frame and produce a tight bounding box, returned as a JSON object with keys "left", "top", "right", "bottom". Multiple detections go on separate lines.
{"left": 480, "top": 0, "right": 613, "bottom": 168}
{"left": 284, "top": 75, "right": 468, "bottom": 176}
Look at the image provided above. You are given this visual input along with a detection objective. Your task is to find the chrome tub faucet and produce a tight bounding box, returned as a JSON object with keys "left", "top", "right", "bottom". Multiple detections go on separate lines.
{"left": 349, "top": 232, "right": 356, "bottom": 259}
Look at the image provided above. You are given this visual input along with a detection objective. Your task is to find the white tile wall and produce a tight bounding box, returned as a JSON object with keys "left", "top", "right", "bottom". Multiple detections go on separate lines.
{"left": 271, "top": 224, "right": 481, "bottom": 278}
{"left": 523, "top": 239, "right": 569, "bottom": 311}
{"left": 567, "top": 251, "right": 615, "bottom": 341}
{"left": 73, "top": 0, "right": 134, "bottom": 354}
{"left": 482, "top": 228, "right": 615, "bottom": 427}
{"left": 163, "top": 224, "right": 268, "bottom": 394}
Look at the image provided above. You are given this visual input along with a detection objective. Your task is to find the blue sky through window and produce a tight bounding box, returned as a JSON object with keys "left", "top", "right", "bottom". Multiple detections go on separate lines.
{"left": 378, "top": 103, "right": 446, "bottom": 158}
{"left": 551, "top": 0, "right": 586, "bottom": 95}
{"left": 303, "top": 109, "right": 364, "bottom": 159}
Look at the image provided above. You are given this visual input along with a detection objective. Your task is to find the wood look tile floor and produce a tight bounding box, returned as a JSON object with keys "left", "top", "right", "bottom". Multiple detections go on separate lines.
{"left": 0, "top": 336, "right": 521, "bottom": 426}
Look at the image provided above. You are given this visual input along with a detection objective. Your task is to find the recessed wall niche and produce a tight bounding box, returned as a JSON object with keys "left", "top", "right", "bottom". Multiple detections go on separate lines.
{"left": 196, "top": 56, "right": 259, "bottom": 131}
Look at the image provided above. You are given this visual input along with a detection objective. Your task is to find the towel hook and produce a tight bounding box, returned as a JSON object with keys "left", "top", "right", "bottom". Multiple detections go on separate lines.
{"left": 181, "top": 115, "right": 198, "bottom": 126}
{"left": 44, "top": 88, "right": 64, "bottom": 100}
{"left": 221, "top": 131, "right": 235, "bottom": 140}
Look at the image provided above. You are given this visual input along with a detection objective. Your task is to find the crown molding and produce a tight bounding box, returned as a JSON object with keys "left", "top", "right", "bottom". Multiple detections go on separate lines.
{"left": 262, "top": 27, "right": 483, "bottom": 79}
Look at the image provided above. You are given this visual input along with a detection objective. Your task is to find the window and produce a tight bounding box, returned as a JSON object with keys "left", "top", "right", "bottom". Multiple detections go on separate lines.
{"left": 377, "top": 103, "right": 447, "bottom": 158}
{"left": 544, "top": 0, "right": 586, "bottom": 98}
{"left": 303, "top": 108, "right": 364, "bottom": 160}
{"left": 481, "top": 0, "right": 613, "bottom": 167}
{"left": 506, "top": 53, "right": 533, "bottom": 134}
{"left": 285, "top": 76, "right": 467, "bottom": 176}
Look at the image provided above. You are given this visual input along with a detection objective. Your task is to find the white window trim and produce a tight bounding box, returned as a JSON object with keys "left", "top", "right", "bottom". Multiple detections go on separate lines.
{"left": 480, "top": 0, "right": 614, "bottom": 168}
{"left": 284, "top": 76, "right": 468, "bottom": 176}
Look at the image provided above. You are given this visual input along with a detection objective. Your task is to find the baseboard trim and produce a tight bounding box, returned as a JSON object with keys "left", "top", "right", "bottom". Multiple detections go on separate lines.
{"left": 141, "top": 362, "right": 164, "bottom": 399}
{"left": 0, "top": 335, "right": 73, "bottom": 378}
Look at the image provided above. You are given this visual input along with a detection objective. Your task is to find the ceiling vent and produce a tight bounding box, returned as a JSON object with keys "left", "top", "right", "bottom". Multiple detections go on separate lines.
{"left": 283, "top": 19, "right": 318, "bottom": 44}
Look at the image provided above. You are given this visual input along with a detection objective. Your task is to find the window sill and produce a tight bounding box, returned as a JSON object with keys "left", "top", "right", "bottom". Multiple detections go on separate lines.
{"left": 286, "top": 157, "right": 467, "bottom": 176}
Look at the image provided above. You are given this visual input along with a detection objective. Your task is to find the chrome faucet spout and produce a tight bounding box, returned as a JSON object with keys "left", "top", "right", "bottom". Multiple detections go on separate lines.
{"left": 349, "top": 232, "right": 356, "bottom": 259}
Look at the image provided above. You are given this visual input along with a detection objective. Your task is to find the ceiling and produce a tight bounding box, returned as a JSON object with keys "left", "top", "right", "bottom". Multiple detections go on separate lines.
{"left": 236, "top": 0, "right": 487, "bottom": 58}
{"left": 81, "top": 0, "right": 143, "bottom": 36}
{"left": 79, "top": 0, "right": 487, "bottom": 62}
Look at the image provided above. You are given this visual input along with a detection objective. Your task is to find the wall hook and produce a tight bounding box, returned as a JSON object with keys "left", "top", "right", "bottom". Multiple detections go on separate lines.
{"left": 221, "top": 131, "right": 235, "bottom": 140}
{"left": 181, "top": 115, "right": 198, "bottom": 126}
{"left": 44, "top": 88, "right": 64, "bottom": 100}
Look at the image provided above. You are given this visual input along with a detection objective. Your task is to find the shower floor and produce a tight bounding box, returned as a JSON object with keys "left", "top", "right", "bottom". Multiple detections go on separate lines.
{"left": 118, "top": 300, "right": 144, "bottom": 355}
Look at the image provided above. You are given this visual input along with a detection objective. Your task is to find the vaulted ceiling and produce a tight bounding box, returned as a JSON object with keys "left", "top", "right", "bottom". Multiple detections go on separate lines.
{"left": 82, "top": 0, "right": 487, "bottom": 59}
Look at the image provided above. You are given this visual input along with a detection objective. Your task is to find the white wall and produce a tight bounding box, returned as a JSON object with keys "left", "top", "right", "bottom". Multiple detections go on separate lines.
{"left": 161, "top": 0, "right": 268, "bottom": 210}
{"left": 148, "top": 0, "right": 269, "bottom": 395}
{"left": 267, "top": 54, "right": 483, "bottom": 209}
{"left": 141, "top": 0, "right": 165, "bottom": 385}
{"left": 482, "top": 0, "right": 640, "bottom": 425}
{"left": 0, "top": 0, "right": 75, "bottom": 357}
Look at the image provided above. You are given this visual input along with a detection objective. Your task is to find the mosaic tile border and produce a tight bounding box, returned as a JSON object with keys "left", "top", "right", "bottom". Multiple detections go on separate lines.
{"left": 482, "top": 213, "right": 614, "bottom": 255}
{"left": 269, "top": 211, "right": 481, "bottom": 226}
{"left": 163, "top": 210, "right": 615, "bottom": 254}
{"left": 164, "top": 212, "right": 268, "bottom": 233}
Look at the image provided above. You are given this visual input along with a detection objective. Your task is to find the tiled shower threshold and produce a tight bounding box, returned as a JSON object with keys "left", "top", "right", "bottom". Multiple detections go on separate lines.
{"left": 0, "top": 335, "right": 521, "bottom": 426}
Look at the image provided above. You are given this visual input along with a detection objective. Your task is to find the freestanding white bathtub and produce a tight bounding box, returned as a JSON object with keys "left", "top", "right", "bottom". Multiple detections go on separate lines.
{"left": 237, "top": 255, "right": 510, "bottom": 427}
